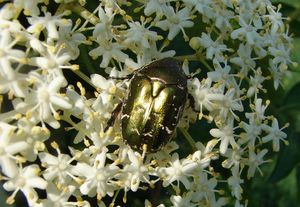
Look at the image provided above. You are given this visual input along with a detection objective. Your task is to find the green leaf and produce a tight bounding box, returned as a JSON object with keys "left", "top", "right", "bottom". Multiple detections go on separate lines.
{"left": 268, "top": 131, "right": 300, "bottom": 183}
{"left": 291, "top": 38, "right": 300, "bottom": 66}
{"left": 285, "top": 82, "right": 300, "bottom": 103}
{"left": 0, "top": 186, "right": 14, "bottom": 207}
{"left": 283, "top": 38, "right": 300, "bottom": 91}
{"left": 296, "top": 164, "right": 300, "bottom": 204}
{"left": 277, "top": 82, "right": 300, "bottom": 116}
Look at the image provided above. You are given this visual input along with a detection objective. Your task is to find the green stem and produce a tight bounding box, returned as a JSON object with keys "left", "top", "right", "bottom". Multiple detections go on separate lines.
{"left": 200, "top": 58, "right": 214, "bottom": 72}
{"left": 179, "top": 127, "right": 197, "bottom": 152}
{"left": 175, "top": 54, "right": 199, "bottom": 62}
{"left": 72, "top": 69, "right": 97, "bottom": 89}
{"left": 175, "top": 53, "right": 214, "bottom": 72}
{"left": 57, "top": 2, "right": 100, "bottom": 25}
{"left": 110, "top": 189, "right": 121, "bottom": 206}
{"left": 61, "top": 113, "right": 90, "bottom": 139}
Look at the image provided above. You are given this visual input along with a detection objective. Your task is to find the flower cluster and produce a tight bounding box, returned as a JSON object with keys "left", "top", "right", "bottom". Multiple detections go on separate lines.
{"left": 0, "top": 0, "right": 292, "bottom": 207}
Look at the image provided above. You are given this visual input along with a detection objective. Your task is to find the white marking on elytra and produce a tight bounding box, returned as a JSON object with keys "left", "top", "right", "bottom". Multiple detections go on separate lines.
{"left": 177, "top": 85, "right": 184, "bottom": 90}
{"left": 165, "top": 126, "right": 172, "bottom": 134}
{"left": 143, "top": 132, "right": 153, "bottom": 137}
{"left": 134, "top": 128, "right": 140, "bottom": 135}
{"left": 121, "top": 114, "right": 130, "bottom": 119}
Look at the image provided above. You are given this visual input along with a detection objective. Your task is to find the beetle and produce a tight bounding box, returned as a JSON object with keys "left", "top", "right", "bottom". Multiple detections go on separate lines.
{"left": 104, "top": 58, "right": 188, "bottom": 153}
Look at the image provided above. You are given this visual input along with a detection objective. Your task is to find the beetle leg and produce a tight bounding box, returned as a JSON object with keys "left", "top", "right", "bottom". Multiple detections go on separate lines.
{"left": 188, "top": 94, "right": 200, "bottom": 113}
{"left": 104, "top": 102, "right": 123, "bottom": 132}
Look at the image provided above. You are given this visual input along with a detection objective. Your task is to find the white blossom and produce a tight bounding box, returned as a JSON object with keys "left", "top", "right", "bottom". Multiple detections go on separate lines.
{"left": 27, "top": 12, "right": 70, "bottom": 40}
{"left": 196, "top": 33, "right": 228, "bottom": 60}
{"left": 3, "top": 164, "right": 47, "bottom": 206}
{"left": 158, "top": 153, "right": 197, "bottom": 190}
{"left": 0, "top": 1, "right": 292, "bottom": 206}
{"left": 74, "top": 149, "right": 119, "bottom": 198}
{"left": 0, "top": 122, "right": 28, "bottom": 176}
{"left": 156, "top": 6, "right": 194, "bottom": 40}
{"left": 38, "top": 148, "right": 77, "bottom": 184}
{"left": 247, "top": 149, "right": 269, "bottom": 179}
{"left": 262, "top": 118, "right": 288, "bottom": 152}
{"left": 210, "top": 119, "right": 239, "bottom": 154}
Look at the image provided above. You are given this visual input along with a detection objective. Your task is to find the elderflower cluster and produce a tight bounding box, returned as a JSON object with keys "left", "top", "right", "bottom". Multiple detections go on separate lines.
{"left": 0, "top": 0, "right": 292, "bottom": 207}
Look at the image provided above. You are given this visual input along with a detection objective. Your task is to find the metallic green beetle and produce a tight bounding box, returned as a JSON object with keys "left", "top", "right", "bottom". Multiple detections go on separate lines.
{"left": 105, "top": 58, "right": 188, "bottom": 153}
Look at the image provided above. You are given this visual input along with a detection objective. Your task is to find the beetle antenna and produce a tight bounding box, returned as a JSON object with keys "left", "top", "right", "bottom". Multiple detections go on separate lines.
{"left": 104, "top": 102, "right": 123, "bottom": 132}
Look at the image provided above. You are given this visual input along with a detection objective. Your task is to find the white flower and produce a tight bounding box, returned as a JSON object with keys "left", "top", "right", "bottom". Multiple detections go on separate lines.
{"left": 121, "top": 150, "right": 149, "bottom": 192}
{"left": 231, "top": 17, "right": 262, "bottom": 45}
{"left": 89, "top": 131, "right": 113, "bottom": 150}
{"left": 262, "top": 118, "right": 288, "bottom": 152}
{"left": 143, "top": 0, "right": 171, "bottom": 17}
{"left": 190, "top": 172, "right": 218, "bottom": 203}
{"left": 37, "top": 183, "right": 78, "bottom": 207}
{"left": 228, "top": 165, "right": 244, "bottom": 200}
{"left": 213, "top": 3, "right": 235, "bottom": 30}
{"left": 191, "top": 140, "right": 219, "bottom": 169}
{"left": 13, "top": 0, "right": 44, "bottom": 16}
{"left": 124, "top": 19, "right": 161, "bottom": 50}
{"left": 247, "top": 98, "right": 269, "bottom": 123}
{"left": 189, "top": 78, "right": 220, "bottom": 117}
{"left": 24, "top": 73, "right": 72, "bottom": 127}
{"left": 208, "top": 59, "right": 235, "bottom": 88}
{"left": 269, "top": 43, "right": 292, "bottom": 70}
{"left": 170, "top": 193, "right": 192, "bottom": 207}
{"left": 140, "top": 43, "right": 176, "bottom": 62}
{"left": 0, "top": 122, "right": 28, "bottom": 176}
{"left": 39, "top": 148, "right": 77, "bottom": 184}
{"left": 91, "top": 73, "right": 117, "bottom": 93}
{"left": 265, "top": 5, "right": 286, "bottom": 35}
{"left": 247, "top": 68, "right": 267, "bottom": 97}
{"left": 183, "top": 0, "right": 214, "bottom": 22}
{"left": 15, "top": 118, "right": 50, "bottom": 161}
{"left": 0, "top": 30, "right": 28, "bottom": 97}
{"left": 158, "top": 153, "right": 197, "bottom": 190}
{"left": 3, "top": 164, "right": 47, "bottom": 206}
{"left": 145, "top": 199, "right": 165, "bottom": 207}
{"left": 230, "top": 44, "right": 256, "bottom": 78}
{"left": 222, "top": 147, "right": 244, "bottom": 169}
{"left": 89, "top": 38, "right": 129, "bottom": 68}
{"left": 74, "top": 149, "right": 119, "bottom": 198}
{"left": 268, "top": 60, "right": 283, "bottom": 90}
{"left": 57, "top": 23, "right": 86, "bottom": 59}
{"left": 65, "top": 86, "right": 92, "bottom": 119}
{"left": 28, "top": 40, "right": 73, "bottom": 74}
{"left": 27, "top": 12, "right": 71, "bottom": 39}
{"left": 156, "top": 6, "right": 194, "bottom": 40}
{"left": 247, "top": 149, "right": 269, "bottom": 179}
{"left": 93, "top": 6, "right": 115, "bottom": 41}
{"left": 217, "top": 88, "right": 244, "bottom": 120}
{"left": 92, "top": 92, "right": 119, "bottom": 121}
{"left": 240, "top": 117, "right": 262, "bottom": 147}
{"left": 235, "top": 200, "right": 248, "bottom": 207}
{"left": 0, "top": 1, "right": 294, "bottom": 206}
{"left": 210, "top": 118, "right": 239, "bottom": 154}
{"left": 196, "top": 33, "right": 228, "bottom": 60}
